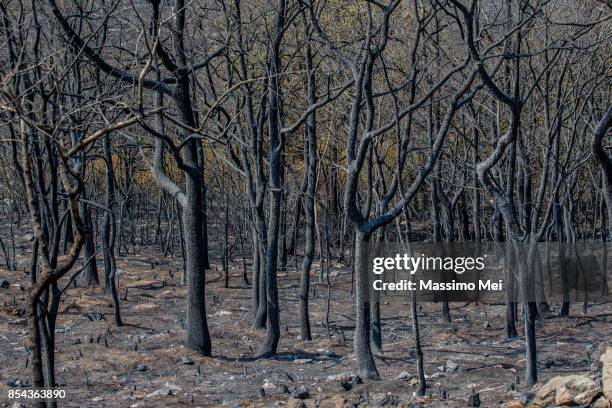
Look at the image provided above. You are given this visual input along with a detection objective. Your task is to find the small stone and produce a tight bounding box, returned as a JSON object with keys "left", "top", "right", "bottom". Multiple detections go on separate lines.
{"left": 499, "top": 401, "right": 524, "bottom": 408}
{"left": 137, "top": 364, "right": 148, "bottom": 372}
{"left": 286, "top": 400, "right": 307, "bottom": 408}
{"left": 340, "top": 380, "right": 353, "bottom": 391}
{"left": 518, "top": 391, "right": 534, "bottom": 405}
{"left": 213, "top": 310, "right": 232, "bottom": 317}
{"left": 330, "top": 373, "right": 361, "bottom": 392}
{"left": 164, "top": 383, "right": 181, "bottom": 395}
{"left": 292, "top": 385, "right": 310, "bottom": 399}
{"left": 592, "top": 397, "right": 612, "bottom": 408}
{"left": 293, "top": 358, "right": 313, "bottom": 365}
{"left": 468, "top": 391, "right": 481, "bottom": 407}
{"left": 322, "top": 351, "right": 339, "bottom": 359}
{"left": 396, "top": 371, "right": 412, "bottom": 380}
{"left": 146, "top": 383, "right": 181, "bottom": 398}
{"left": 320, "top": 395, "right": 348, "bottom": 407}
{"left": 326, "top": 372, "right": 355, "bottom": 383}
{"left": 5, "top": 379, "right": 22, "bottom": 387}
{"left": 437, "top": 365, "right": 446, "bottom": 372}
{"left": 0, "top": 279, "right": 9, "bottom": 289}
{"left": 181, "top": 357, "right": 194, "bottom": 365}
{"left": 379, "top": 394, "right": 400, "bottom": 406}
{"left": 445, "top": 360, "right": 459, "bottom": 372}
{"left": 146, "top": 389, "right": 168, "bottom": 398}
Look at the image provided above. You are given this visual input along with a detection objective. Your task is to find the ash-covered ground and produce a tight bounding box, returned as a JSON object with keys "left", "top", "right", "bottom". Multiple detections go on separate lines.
{"left": 1, "top": 233, "right": 610, "bottom": 407}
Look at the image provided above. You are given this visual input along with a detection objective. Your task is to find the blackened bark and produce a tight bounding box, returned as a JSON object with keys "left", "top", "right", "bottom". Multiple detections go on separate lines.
{"left": 354, "top": 231, "right": 381, "bottom": 379}
{"left": 256, "top": 0, "right": 286, "bottom": 357}
{"left": 592, "top": 106, "right": 612, "bottom": 241}
{"left": 177, "top": 74, "right": 212, "bottom": 354}
{"left": 525, "top": 300, "right": 538, "bottom": 386}
{"left": 183, "top": 167, "right": 212, "bottom": 355}
{"left": 102, "top": 136, "right": 122, "bottom": 326}
{"left": 81, "top": 195, "right": 99, "bottom": 287}
{"left": 299, "top": 19, "right": 317, "bottom": 341}
{"left": 411, "top": 274, "right": 426, "bottom": 396}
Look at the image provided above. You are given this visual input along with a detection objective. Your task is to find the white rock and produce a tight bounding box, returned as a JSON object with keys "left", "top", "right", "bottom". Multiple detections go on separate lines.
{"left": 164, "top": 382, "right": 181, "bottom": 394}
{"left": 396, "top": 371, "right": 412, "bottom": 380}
{"left": 326, "top": 372, "right": 355, "bottom": 382}
{"left": 445, "top": 360, "right": 459, "bottom": 372}
{"left": 530, "top": 375, "right": 600, "bottom": 407}
{"left": 602, "top": 347, "right": 612, "bottom": 400}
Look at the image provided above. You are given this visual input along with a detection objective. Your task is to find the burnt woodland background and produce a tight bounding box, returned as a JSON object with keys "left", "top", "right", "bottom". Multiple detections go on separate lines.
{"left": 0, "top": 0, "right": 611, "bottom": 407}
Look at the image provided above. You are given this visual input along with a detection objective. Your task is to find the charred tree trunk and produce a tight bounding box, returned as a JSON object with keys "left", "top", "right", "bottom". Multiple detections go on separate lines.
{"left": 592, "top": 106, "right": 612, "bottom": 241}
{"left": 353, "top": 231, "right": 381, "bottom": 379}
{"left": 299, "top": 21, "right": 317, "bottom": 341}
{"left": 256, "top": 0, "right": 286, "bottom": 356}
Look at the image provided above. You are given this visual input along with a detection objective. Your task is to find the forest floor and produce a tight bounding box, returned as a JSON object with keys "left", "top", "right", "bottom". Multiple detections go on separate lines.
{"left": 1, "top": 232, "right": 611, "bottom": 407}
